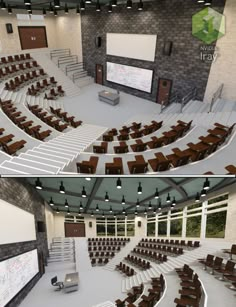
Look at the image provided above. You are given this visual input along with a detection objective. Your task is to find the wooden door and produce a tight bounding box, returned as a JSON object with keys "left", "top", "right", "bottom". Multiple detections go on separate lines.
{"left": 96, "top": 64, "right": 103, "bottom": 85}
{"left": 18, "top": 26, "right": 48, "bottom": 50}
{"left": 38, "top": 251, "right": 45, "bottom": 276}
{"left": 156, "top": 78, "right": 172, "bottom": 105}
{"left": 65, "top": 223, "right": 86, "bottom": 237}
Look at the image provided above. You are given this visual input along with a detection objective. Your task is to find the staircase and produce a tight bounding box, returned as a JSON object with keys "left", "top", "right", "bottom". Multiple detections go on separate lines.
{"left": 48, "top": 237, "right": 75, "bottom": 263}
{"left": 92, "top": 302, "right": 115, "bottom": 307}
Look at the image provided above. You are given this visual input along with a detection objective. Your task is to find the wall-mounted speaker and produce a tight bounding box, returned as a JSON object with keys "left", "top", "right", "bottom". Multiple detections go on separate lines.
{"left": 138, "top": 221, "right": 141, "bottom": 228}
{"left": 163, "top": 41, "right": 173, "bottom": 56}
{"left": 95, "top": 36, "right": 102, "bottom": 48}
{"left": 89, "top": 221, "right": 92, "bottom": 228}
{"left": 6, "top": 23, "right": 13, "bottom": 34}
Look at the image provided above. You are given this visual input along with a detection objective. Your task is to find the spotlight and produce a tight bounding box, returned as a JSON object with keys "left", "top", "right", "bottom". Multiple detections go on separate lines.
{"left": 80, "top": 0, "right": 85, "bottom": 10}
{"left": 26, "top": 5, "right": 31, "bottom": 11}
{"left": 64, "top": 3, "right": 69, "bottom": 14}
{"left": 78, "top": 210, "right": 81, "bottom": 216}
{"left": 76, "top": 5, "right": 80, "bottom": 14}
{"left": 42, "top": 8, "right": 46, "bottom": 16}
{"left": 1, "top": 1, "right": 6, "bottom": 10}
{"left": 56, "top": 207, "right": 60, "bottom": 213}
{"left": 82, "top": 186, "right": 87, "bottom": 198}
{"left": 102, "top": 212, "right": 105, "bottom": 218}
{"left": 79, "top": 202, "right": 83, "bottom": 210}
{"left": 85, "top": 177, "right": 91, "bottom": 181}
{"left": 205, "top": 0, "right": 212, "bottom": 5}
{"left": 67, "top": 209, "right": 70, "bottom": 215}
{"left": 85, "top": 0, "right": 91, "bottom": 3}
{"left": 96, "top": 0, "right": 101, "bottom": 12}
{"left": 137, "top": 182, "right": 142, "bottom": 194}
{"left": 108, "top": 3, "right": 112, "bottom": 13}
{"left": 195, "top": 192, "right": 200, "bottom": 202}
{"left": 54, "top": 9, "right": 58, "bottom": 16}
{"left": 172, "top": 197, "right": 176, "bottom": 206}
{"left": 24, "top": 0, "right": 31, "bottom": 5}
{"left": 158, "top": 200, "right": 162, "bottom": 210}
{"left": 135, "top": 209, "right": 138, "bottom": 215}
{"left": 35, "top": 178, "right": 42, "bottom": 190}
{"left": 111, "top": 0, "right": 117, "bottom": 6}
{"left": 154, "top": 188, "right": 159, "bottom": 199}
{"left": 144, "top": 208, "right": 147, "bottom": 215}
{"left": 105, "top": 192, "right": 109, "bottom": 202}
{"left": 138, "top": 0, "right": 143, "bottom": 10}
{"left": 49, "top": 2, "right": 53, "bottom": 13}
{"left": 91, "top": 211, "right": 94, "bottom": 217}
{"left": 59, "top": 181, "right": 65, "bottom": 193}
{"left": 203, "top": 178, "right": 210, "bottom": 190}
{"left": 54, "top": 0, "right": 60, "bottom": 8}
{"left": 201, "top": 189, "right": 207, "bottom": 197}
{"left": 49, "top": 197, "right": 54, "bottom": 206}
{"left": 121, "top": 195, "right": 126, "bottom": 205}
{"left": 122, "top": 207, "right": 125, "bottom": 214}
{"left": 136, "top": 199, "right": 140, "bottom": 208}
{"left": 166, "top": 193, "right": 171, "bottom": 203}
{"left": 116, "top": 178, "right": 122, "bottom": 189}
{"left": 96, "top": 204, "right": 99, "bottom": 212}
{"left": 148, "top": 201, "right": 152, "bottom": 210}
{"left": 126, "top": 0, "right": 132, "bottom": 9}
{"left": 171, "top": 203, "right": 174, "bottom": 210}
{"left": 8, "top": 5, "right": 12, "bottom": 14}
{"left": 114, "top": 213, "right": 116, "bottom": 218}
{"left": 64, "top": 199, "right": 69, "bottom": 208}
{"left": 109, "top": 206, "right": 113, "bottom": 213}
{"left": 197, "top": 0, "right": 205, "bottom": 3}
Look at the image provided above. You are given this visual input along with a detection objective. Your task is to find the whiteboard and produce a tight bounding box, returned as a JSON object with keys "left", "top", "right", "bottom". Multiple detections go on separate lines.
{"left": 107, "top": 62, "right": 153, "bottom": 93}
{"left": 0, "top": 199, "right": 36, "bottom": 245}
{"left": 107, "top": 33, "right": 157, "bottom": 62}
{"left": 0, "top": 249, "right": 39, "bottom": 307}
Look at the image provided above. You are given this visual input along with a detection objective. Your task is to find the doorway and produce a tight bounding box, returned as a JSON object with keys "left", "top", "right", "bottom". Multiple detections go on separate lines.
{"left": 65, "top": 223, "right": 86, "bottom": 237}
{"left": 96, "top": 64, "right": 103, "bottom": 85}
{"left": 18, "top": 26, "right": 48, "bottom": 50}
{"left": 156, "top": 78, "right": 172, "bottom": 105}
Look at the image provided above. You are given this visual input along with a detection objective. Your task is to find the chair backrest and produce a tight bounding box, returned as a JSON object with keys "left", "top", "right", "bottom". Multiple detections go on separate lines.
{"left": 231, "top": 244, "right": 236, "bottom": 254}
{"left": 214, "top": 256, "right": 223, "bottom": 266}
{"left": 51, "top": 276, "right": 57, "bottom": 285}
{"left": 206, "top": 254, "right": 214, "bottom": 262}
{"left": 225, "top": 260, "right": 235, "bottom": 272}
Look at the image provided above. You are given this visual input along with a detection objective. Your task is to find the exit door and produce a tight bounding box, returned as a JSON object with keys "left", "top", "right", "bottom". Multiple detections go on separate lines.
{"left": 96, "top": 64, "right": 103, "bottom": 85}
{"left": 156, "top": 78, "right": 172, "bottom": 105}
{"left": 18, "top": 26, "right": 48, "bottom": 50}
{"left": 65, "top": 223, "right": 86, "bottom": 237}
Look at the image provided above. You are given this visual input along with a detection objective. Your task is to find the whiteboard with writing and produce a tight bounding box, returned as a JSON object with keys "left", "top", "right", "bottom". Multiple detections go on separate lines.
{"left": 107, "top": 62, "right": 153, "bottom": 93}
{"left": 0, "top": 249, "right": 39, "bottom": 307}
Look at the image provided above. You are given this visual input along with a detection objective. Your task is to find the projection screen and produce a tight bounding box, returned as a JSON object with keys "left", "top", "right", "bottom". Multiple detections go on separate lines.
{"left": 107, "top": 62, "right": 153, "bottom": 93}
{"left": 0, "top": 249, "right": 39, "bottom": 307}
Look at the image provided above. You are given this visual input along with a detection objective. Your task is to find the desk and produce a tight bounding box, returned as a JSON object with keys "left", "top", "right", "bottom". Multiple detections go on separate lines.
{"left": 64, "top": 272, "right": 79, "bottom": 293}
{"left": 98, "top": 90, "right": 120, "bottom": 105}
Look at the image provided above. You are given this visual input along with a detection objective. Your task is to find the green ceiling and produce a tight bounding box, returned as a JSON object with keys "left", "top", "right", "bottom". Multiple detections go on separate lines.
{"left": 26, "top": 177, "right": 234, "bottom": 216}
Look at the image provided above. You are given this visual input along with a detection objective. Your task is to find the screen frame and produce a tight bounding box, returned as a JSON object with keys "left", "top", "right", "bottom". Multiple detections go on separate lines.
{"left": 106, "top": 61, "right": 154, "bottom": 94}
{"left": 0, "top": 248, "right": 39, "bottom": 307}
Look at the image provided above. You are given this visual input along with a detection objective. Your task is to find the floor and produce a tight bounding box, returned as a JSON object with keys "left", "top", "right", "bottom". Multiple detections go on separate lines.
{"left": 63, "top": 83, "right": 161, "bottom": 128}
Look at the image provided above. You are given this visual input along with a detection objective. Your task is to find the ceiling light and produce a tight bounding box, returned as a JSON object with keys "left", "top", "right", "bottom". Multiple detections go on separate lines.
{"left": 144, "top": 208, "right": 147, "bottom": 215}
{"left": 78, "top": 210, "right": 82, "bottom": 216}
{"left": 102, "top": 212, "right": 105, "bottom": 218}
{"left": 201, "top": 189, "right": 207, "bottom": 197}
{"left": 49, "top": 2, "right": 53, "bottom": 13}
{"left": 64, "top": 199, "right": 69, "bottom": 208}
{"left": 172, "top": 197, "right": 176, "bottom": 206}
{"left": 54, "top": 0, "right": 60, "bottom": 8}
{"left": 43, "top": 8, "right": 46, "bottom": 16}
{"left": 108, "top": 3, "right": 112, "bottom": 12}
{"left": 195, "top": 192, "right": 200, "bottom": 202}
{"left": 24, "top": 0, "right": 31, "bottom": 5}
{"left": 126, "top": 0, "right": 132, "bottom": 9}
{"left": 67, "top": 209, "right": 70, "bottom": 215}
{"left": 154, "top": 188, "right": 159, "bottom": 199}
{"left": 64, "top": 3, "right": 68, "bottom": 14}
{"left": 91, "top": 211, "right": 94, "bottom": 217}
{"left": 8, "top": 5, "right": 12, "bottom": 14}
{"left": 135, "top": 209, "right": 138, "bottom": 215}
{"left": 166, "top": 193, "right": 171, "bottom": 203}
{"left": 158, "top": 200, "right": 162, "bottom": 210}
{"left": 122, "top": 207, "right": 125, "bottom": 214}
{"left": 26, "top": 5, "right": 31, "bottom": 12}
{"left": 203, "top": 178, "right": 210, "bottom": 190}
{"left": 121, "top": 195, "right": 125, "bottom": 205}
{"left": 138, "top": 0, "right": 143, "bottom": 10}
{"left": 114, "top": 213, "right": 116, "bottom": 218}
{"left": 28, "top": 10, "right": 32, "bottom": 15}
{"left": 148, "top": 201, "right": 152, "bottom": 210}
{"left": 85, "top": 0, "right": 91, "bottom": 3}
{"left": 35, "top": 178, "right": 42, "bottom": 190}
{"left": 136, "top": 199, "right": 140, "bottom": 208}
{"left": 96, "top": 204, "right": 99, "bottom": 212}
{"left": 79, "top": 201, "right": 83, "bottom": 210}
{"left": 80, "top": 0, "right": 85, "bottom": 10}
{"left": 82, "top": 186, "right": 87, "bottom": 198}
{"left": 197, "top": 0, "right": 205, "bottom": 3}
{"left": 49, "top": 197, "right": 54, "bottom": 206}
{"left": 56, "top": 208, "right": 60, "bottom": 214}
{"left": 96, "top": 0, "right": 101, "bottom": 11}
{"left": 105, "top": 192, "right": 109, "bottom": 202}
{"left": 137, "top": 182, "right": 142, "bottom": 194}
{"left": 111, "top": 0, "right": 117, "bottom": 6}
{"left": 76, "top": 5, "right": 80, "bottom": 14}
{"left": 1, "top": 1, "right": 6, "bottom": 10}
{"left": 205, "top": 0, "right": 212, "bottom": 5}
{"left": 171, "top": 203, "right": 174, "bottom": 210}
{"left": 125, "top": 211, "right": 127, "bottom": 217}
{"left": 109, "top": 206, "right": 112, "bottom": 213}
{"left": 116, "top": 178, "right": 122, "bottom": 189}
{"left": 59, "top": 181, "right": 65, "bottom": 193}
{"left": 54, "top": 9, "right": 57, "bottom": 16}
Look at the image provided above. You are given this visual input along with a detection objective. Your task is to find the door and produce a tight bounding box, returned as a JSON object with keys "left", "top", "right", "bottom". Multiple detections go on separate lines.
{"left": 18, "top": 26, "right": 48, "bottom": 50}
{"left": 38, "top": 251, "right": 45, "bottom": 276}
{"left": 65, "top": 223, "right": 86, "bottom": 237}
{"left": 156, "top": 78, "right": 172, "bottom": 105}
{"left": 96, "top": 64, "right": 103, "bottom": 85}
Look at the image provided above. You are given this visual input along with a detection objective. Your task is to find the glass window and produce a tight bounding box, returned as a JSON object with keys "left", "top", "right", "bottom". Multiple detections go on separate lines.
{"left": 147, "top": 222, "right": 156, "bottom": 237}
{"left": 170, "top": 219, "right": 182, "bottom": 237}
{"left": 96, "top": 224, "right": 106, "bottom": 236}
{"left": 186, "top": 215, "right": 201, "bottom": 237}
{"left": 206, "top": 211, "right": 227, "bottom": 238}
{"left": 127, "top": 224, "right": 135, "bottom": 236}
{"left": 158, "top": 221, "right": 167, "bottom": 236}
{"left": 187, "top": 203, "right": 202, "bottom": 210}
{"left": 117, "top": 223, "right": 125, "bottom": 236}
{"left": 107, "top": 224, "right": 115, "bottom": 236}
{"left": 208, "top": 194, "right": 228, "bottom": 205}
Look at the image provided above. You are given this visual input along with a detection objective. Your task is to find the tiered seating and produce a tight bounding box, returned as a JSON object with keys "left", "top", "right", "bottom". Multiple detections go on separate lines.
{"left": 88, "top": 238, "right": 130, "bottom": 266}
{"left": 0, "top": 126, "right": 26, "bottom": 155}
{"left": 222, "top": 244, "right": 236, "bottom": 260}
{"left": 174, "top": 265, "right": 202, "bottom": 306}
{"left": 124, "top": 254, "right": 151, "bottom": 270}
{"left": 137, "top": 242, "right": 183, "bottom": 256}
{"left": 76, "top": 156, "right": 99, "bottom": 174}
{"left": 115, "top": 284, "right": 144, "bottom": 307}
{"left": 115, "top": 262, "right": 135, "bottom": 277}
{"left": 49, "top": 107, "right": 82, "bottom": 128}
{"left": 132, "top": 248, "right": 168, "bottom": 263}
{"left": 27, "top": 78, "right": 65, "bottom": 99}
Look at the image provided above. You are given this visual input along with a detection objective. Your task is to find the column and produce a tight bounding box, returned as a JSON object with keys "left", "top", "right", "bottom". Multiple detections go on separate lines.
{"left": 182, "top": 206, "right": 187, "bottom": 239}
{"left": 200, "top": 200, "right": 207, "bottom": 239}
{"left": 167, "top": 210, "right": 171, "bottom": 237}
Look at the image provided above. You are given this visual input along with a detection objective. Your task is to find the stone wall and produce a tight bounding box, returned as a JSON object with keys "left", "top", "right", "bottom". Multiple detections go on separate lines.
{"left": 81, "top": 0, "right": 225, "bottom": 101}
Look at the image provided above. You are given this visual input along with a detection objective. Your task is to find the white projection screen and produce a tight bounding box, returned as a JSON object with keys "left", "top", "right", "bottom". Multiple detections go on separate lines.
{"left": 106, "top": 33, "right": 157, "bottom": 62}
{"left": 0, "top": 199, "right": 36, "bottom": 245}
{"left": 0, "top": 249, "right": 39, "bottom": 307}
{"left": 107, "top": 62, "right": 153, "bottom": 93}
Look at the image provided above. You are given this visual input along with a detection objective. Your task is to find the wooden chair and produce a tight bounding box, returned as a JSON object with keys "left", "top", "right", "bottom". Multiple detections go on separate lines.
{"left": 1, "top": 140, "right": 26, "bottom": 155}
{"left": 76, "top": 156, "right": 99, "bottom": 174}
{"left": 105, "top": 158, "right": 124, "bottom": 174}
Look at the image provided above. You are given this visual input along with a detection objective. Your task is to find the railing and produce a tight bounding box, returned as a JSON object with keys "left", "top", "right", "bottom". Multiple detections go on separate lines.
{"left": 58, "top": 55, "right": 78, "bottom": 67}
{"left": 72, "top": 70, "right": 88, "bottom": 83}
{"left": 65, "top": 62, "right": 84, "bottom": 75}
{"left": 50, "top": 48, "right": 70, "bottom": 60}
{"left": 209, "top": 83, "right": 224, "bottom": 113}
{"left": 160, "top": 92, "right": 180, "bottom": 113}
{"left": 180, "top": 87, "right": 197, "bottom": 113}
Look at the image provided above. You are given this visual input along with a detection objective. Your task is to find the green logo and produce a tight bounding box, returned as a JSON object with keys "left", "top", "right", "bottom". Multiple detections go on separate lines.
{"left": 192, "top": 8, "right": 225, "bottom": 44}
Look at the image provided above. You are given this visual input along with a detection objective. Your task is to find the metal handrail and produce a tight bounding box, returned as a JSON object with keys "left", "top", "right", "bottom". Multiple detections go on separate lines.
{"left": 72, "top": 71, "right": 88, "bottom": 83}
{"left": 180, "top": 87, "right": 197, "bottom": 113}
{"left": 58, "top": 55, "right": 78, "bottom": 67}
{"left": 50, "top": 49, "right": 70, "bottom": 60}
{"left": 160, "top": 92, "right": 179, "bottom": 113}
{"left": 65, "top": 62, "right": 83, "bottom": 75}
{"left": 209, "top": 83, "right": 224, "bottom": 113}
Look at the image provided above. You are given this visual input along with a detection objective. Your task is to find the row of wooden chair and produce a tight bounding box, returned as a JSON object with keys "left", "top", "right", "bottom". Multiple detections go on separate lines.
{"left": 125, "top": 254, "right": 151, "bottom": 270}
{"left": 115, "top": 284, "right": 144, "bottom": 307}
{"left": 0, "top": 61, "right": 39, "bottom": 80}
{"left": 88, "top": 240, "right": 127, "bottom": 246}
{"left": 132, "top": 248, "right": 168, "bottom": 263}
{"left": 116, "top": 262, "right": 135, "bottom": 277}
{"left": 222, "top": 244, "right": 236, "bottom": 260}
{"left": 89, "top": 251, "right": 116, "bottom": 258}
{"left": 49, "top": 107, "right": 82, "bottom": 128}
{"left": 88, "top": 246, "right": 122, "bottom": 252}
{"left": 140, "top": 238, "right": 200, "bottom": 248}
{"left": 137, "top": 243, "right": 184, "bottom": 256}
{"left": 0, "top": 126, "right": 26, "bottom": 155}
{"left": 0, "top": 53, "right": 32, "bottom": 66}
{"left": 88, "top": 237, "right": 130, "bottom": 242}
{"left": 91, "top": 257, "right": 109, "bottom": 266}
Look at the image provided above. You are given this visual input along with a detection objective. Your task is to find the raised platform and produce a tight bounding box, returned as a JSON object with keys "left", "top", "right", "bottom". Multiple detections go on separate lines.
{"left": 98, "top": 90, "right": 120, "bottom": 106}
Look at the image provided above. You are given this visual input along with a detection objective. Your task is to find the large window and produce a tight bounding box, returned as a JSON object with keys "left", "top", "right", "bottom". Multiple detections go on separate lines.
{"left": 107, "top": 224, "right": 115, "bottom": 236}
{"left": 96, "top": 224, "right": 105, "bottom": 236}
{"left": 170, "top": 219, "right": 182, "bottom": 237}
{"left": 186, "top": 215, "right": 201, "bottom": 237}
{"left": 117, "top": 223, "right": 125, "bottom": 236}
{"left": 147, "top": 222, "right": 156, "bottom": 237}
{"left": 158, "top": 221, "right": 167, "bottom": 236}
{"left": 127, "top": 223, "right": 135, "bottom": 236}
{"left": 206, "top": 211, "right": 227, "bottom": 238}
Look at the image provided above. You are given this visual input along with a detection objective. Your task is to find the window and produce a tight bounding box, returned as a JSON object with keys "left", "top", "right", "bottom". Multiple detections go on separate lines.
{"left": 117, "top": 223, "right": 125, "bottom": 236}
{"left": 186, "top": 215, "right": 201, "bottom": 237}
{"left": 127, "top": 224, "right": 135, "bottom": 236}
{"left": 96, "top": 224, "right": 105, "bottom": 236}
{"left": 147, "top": 222, "right": 156, "bottom": 237}
{"left": 170, "top": 219, "right": 182, "bottom": 237}
{"left": 158, "top": 221, "right": 167, "bottom": 236}
{"left": 208, "top": 194, "right": 228, "bottom": 205}
{"left": 107, "top": 224, "right": 115, "bottom": 236}
{"left": 187, "top": 203, "right": 202, "bottom": 210}
{"left": 206, "top": 211, "right": 227, "bottom": 238}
